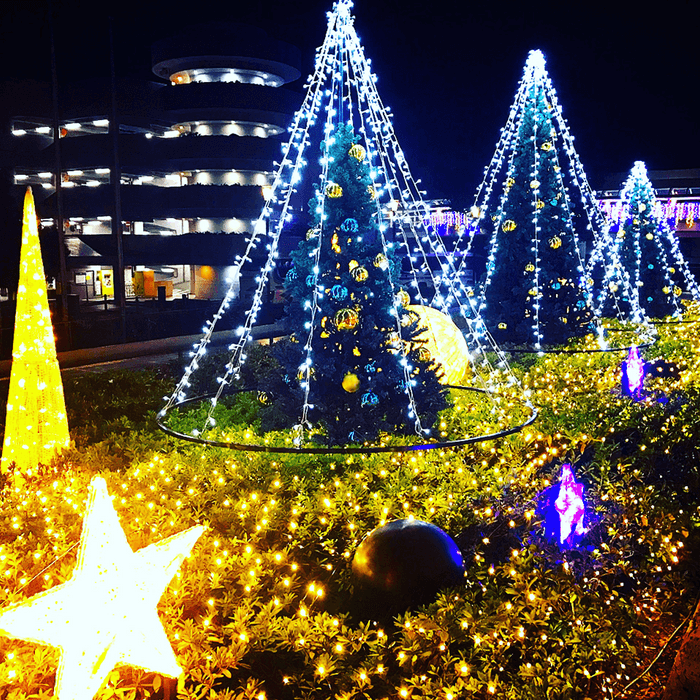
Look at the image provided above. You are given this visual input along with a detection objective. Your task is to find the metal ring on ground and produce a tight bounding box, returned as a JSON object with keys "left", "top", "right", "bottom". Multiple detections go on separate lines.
{"left": 498, "top": 327, "right": 657, "bottom": 355}
{"left": 504, "top": 338, "right": 656, "bottom": 355}
{"left": 156, "top": 386, "right": 538, "bottom": 454}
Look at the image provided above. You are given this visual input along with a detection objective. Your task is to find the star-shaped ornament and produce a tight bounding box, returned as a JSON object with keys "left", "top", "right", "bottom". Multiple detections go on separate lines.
{"left": 0, "top": 476, "right": 205, "bottom": 700}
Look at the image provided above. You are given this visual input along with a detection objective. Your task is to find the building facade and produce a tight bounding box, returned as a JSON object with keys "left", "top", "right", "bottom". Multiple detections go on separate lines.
{"left": 3, "top": 22, "right": 301, "bottom": 310}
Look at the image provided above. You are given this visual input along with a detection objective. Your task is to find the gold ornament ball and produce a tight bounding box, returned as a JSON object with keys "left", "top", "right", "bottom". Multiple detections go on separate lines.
{"left": 257, "top": 391, "right": 271, "bottom": 406}
{"left": 297, "top": 366, "right": 315, "bottom": 381}
{"left": 535, "top": 199, "right": 545, "bottom": 210}
{"left": 367, "top": 185, "right": 377, "bottom": 200}
{"left": 530, "top": 180, "right": 540, "bottom": 189}
{"left": 306, "top": 227, "right": 320, "bottom": 240}
{"left": 662, "top": 286, "right": 671, "bottom": 295}
{"left": 502, "top": 219, "right": 517, "bottom": 232}
{"left": 335, "top": 307, "right": 360, "bottom": 331}
{"left": 396, "top": 289, "right": 411, "bottom": 307}
{"left": 406, "top": 305, "right": 471, "bottom": 386}
{"left": 374, "top": 253, "right": 389, "bottom": 271}
{"left": 541, "top": 141, "right": 553, "bottom": 151}
{"left": 416, "top": 346, "right": 432, "bottom": 363}
{"left": 331, "top": 232, "right": 341, "bottom": 254}
{"left": 326, "top": 182, "right": 343, "bottom": 198}
{"left": 342, "top": 372, "right": 361, "bottom": 393}
{"left": 349, "top": 144, "right": 366, "bottom": 161}
{"left": 525, "top": 263, "right": 535, "bottom": 272}
{"left": 646, "top": 232, "right": 654, "bottom": 240}
{"left": 351, "top": 266, "right": 369, "bottom": 283}
{"left": 528, "top": 287, "right": 538, "bottom": 296}
{"left": 549, "top": 236, "right": 562, "bottom": 249}
{"left": 498, "top": 322, "right": 507, "bottom": 330}
{"left": 674, "top": 287, "right": 683, "bottom": 296}
{"left": 505, "top": 177, "right": 515, "bottom": 189}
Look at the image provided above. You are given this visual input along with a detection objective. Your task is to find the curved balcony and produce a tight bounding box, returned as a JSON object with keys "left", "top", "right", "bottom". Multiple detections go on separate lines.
{"left": 65, "top": 232, "right": 257, "bottom": 266}
{"left": 161, "top": 82, "right": 298, "bottom": 133}
{"left": 151, "top": 22, "right": 301, "bottom": 85}
{"left": 22, "top": 133, "right": 283, "bottom": 174}
{"left": 43, "top": 184, "right": 265, "bottom": 220}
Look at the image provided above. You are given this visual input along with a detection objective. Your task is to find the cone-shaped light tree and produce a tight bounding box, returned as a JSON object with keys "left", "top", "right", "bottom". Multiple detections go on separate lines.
{"left": 587, "top": 161, "right": 700, "bottom": 320}
{"left": 273, "top": 124, "right": 447, "bottom": 445}
{"left": 472, "top": 50, "right": 613, "bottom": 348}
{"left": 160, "top": 0, "right": 533, "bottom": 449}
{"left": 1, "top": 188, "right": 70, "bottom": 476}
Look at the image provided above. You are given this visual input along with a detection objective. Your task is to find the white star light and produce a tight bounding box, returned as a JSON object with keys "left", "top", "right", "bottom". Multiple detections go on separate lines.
{"left": 0, "top": 476, "right": 205, "bottom": 700}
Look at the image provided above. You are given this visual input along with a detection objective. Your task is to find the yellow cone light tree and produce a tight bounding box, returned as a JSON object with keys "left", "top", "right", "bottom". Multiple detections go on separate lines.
{"left": 1, "top": 187, "right": 70, "bottom": 476}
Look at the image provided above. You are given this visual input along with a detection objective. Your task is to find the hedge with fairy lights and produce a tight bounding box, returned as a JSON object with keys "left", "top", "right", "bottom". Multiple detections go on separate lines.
{"left": 2, "top": 315, "right": 700, "bottom": 699}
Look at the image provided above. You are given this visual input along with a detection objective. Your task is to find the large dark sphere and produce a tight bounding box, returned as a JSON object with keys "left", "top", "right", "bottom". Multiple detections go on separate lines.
{"left": 351, "top": 519, "right": 465, "bottom": 613}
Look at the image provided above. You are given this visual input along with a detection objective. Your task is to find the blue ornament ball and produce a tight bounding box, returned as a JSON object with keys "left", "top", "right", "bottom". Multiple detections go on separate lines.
{"left": 648, "top": 264, "right": 654, "bottom": 270}
{"left": 306, "top": 274, "right": 315, "bottom": 287}
{"left": 286, "top": 268, "right": 297, "bottom": 282}
{"left": 352, "top": 519, "right": 465, "bottom": 612}
{"left": 331, "top": 284, "right": 349, "bottom": 301}
{"left": 341, "top": 217, "right": 359, "bottom": 233}
{"left": 361, "top": 391, "right": 379, "bottom": 407}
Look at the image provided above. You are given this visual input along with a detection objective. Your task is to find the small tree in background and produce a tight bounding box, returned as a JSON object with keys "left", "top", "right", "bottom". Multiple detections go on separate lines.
{"left": 594, "top": 161, "right": 700, "bottom": 320}
{"left": 477, "top": 51, "right": 597, "bottom": 347}
{"left": 267, "top": 124, "right": 447, "bottom": 445}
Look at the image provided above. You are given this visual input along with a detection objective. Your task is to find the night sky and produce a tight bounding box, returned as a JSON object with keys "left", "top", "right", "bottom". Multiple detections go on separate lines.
{"left": 2, "top": 0, "right": 698, "bottom": 209}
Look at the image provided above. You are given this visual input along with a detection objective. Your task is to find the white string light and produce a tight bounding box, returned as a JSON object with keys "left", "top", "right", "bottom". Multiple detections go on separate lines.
{"left": 161, "top": 0, "right": 532, "bottom": 442}
{"left": 461, "top": 50, "right": 650, "bottom": 349}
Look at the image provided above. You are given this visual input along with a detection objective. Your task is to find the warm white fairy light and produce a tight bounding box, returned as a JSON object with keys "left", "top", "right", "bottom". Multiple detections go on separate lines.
{"left": 1, "top": 187, "right": 70, "bottom": 476}
{"left": 0, "top": 477, "right": 205, "bottom": 700}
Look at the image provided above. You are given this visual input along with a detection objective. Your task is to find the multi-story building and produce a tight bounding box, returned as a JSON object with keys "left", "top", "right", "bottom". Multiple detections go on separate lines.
{"left": 3, "top": 22, "right": 301, "bottom": 317}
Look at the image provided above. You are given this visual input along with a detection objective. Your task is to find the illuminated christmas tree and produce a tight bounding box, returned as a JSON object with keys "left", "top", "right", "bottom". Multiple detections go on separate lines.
{"left": 470, "top": 50, "right": 617, "bottom": 348}
{"left": 587, "top": 161, "right": 700, "bottom": 320}
{"left": 159, "top": 0, "right": 532, "bottom": 449}
{"left": 273, "top": 124, "right": 447, "bottom": 445}
{"left": 1, "top": 187, "right": 70, "bottom": 476}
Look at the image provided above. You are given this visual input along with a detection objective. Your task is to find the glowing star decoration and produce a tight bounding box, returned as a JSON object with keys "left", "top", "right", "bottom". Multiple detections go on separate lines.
{"left": 622, "top": 345, "right": 645, "bottom": 398}
{"left": 1, "top": 187, "right": 69, "bottom": 476}
{"left": 0, "top": 476, "right": 205, "bottom": 700}
{"left": 554, "top": 464, "right": 586, "bottom": 546}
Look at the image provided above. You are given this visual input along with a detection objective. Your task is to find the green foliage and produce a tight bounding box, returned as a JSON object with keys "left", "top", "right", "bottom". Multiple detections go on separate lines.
{"left": 275, "top": 123, "right": 448, "bottom": 445}
{"left": 3, "top": 320, "right": 700, "bottom": 698}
